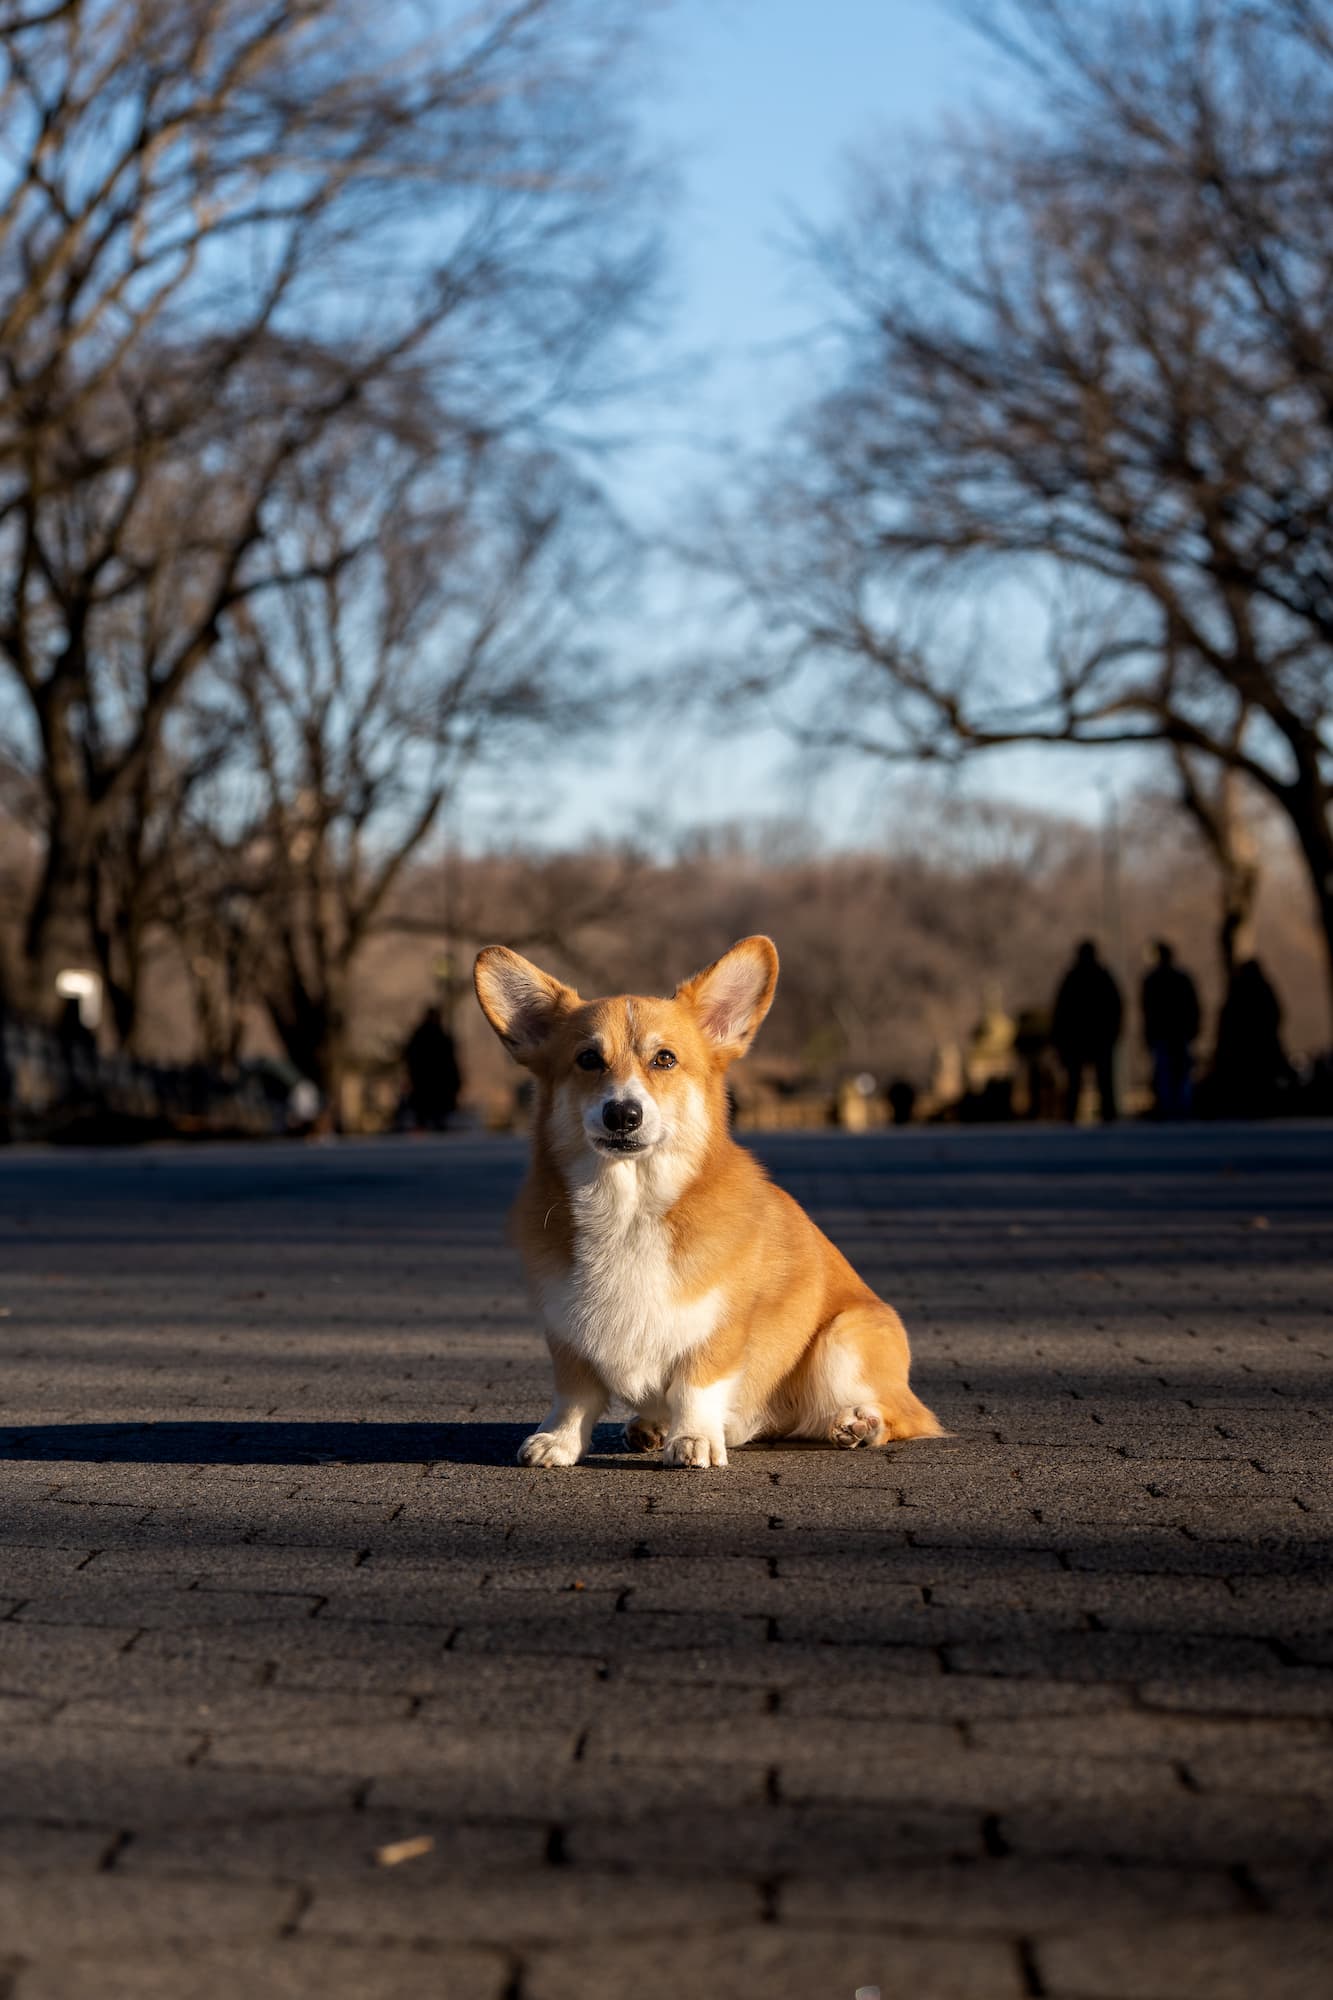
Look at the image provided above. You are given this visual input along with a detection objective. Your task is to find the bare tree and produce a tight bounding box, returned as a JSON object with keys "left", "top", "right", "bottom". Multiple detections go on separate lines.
{"left": 0, "top": 0, "right": 665, "bottom": 1023}
{"left": 188, "top": 436, "right": 618, "bottom": 1116}
{"left": 717, "top": 0, "right": 1333, "bottom": 1036}
{"left": 1168, "top": 742, "right": 1262, "bottom": 972}
{"left": 85, "top": 703, "right": 236, "bottom": 1048}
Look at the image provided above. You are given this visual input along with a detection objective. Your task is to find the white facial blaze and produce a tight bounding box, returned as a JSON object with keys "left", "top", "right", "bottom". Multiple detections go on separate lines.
{"left": 581, "top": 1086, "right": 663, "bottom": 1151}
{"left": 549, "top": 1066, "right": 708, "bottom": 1172}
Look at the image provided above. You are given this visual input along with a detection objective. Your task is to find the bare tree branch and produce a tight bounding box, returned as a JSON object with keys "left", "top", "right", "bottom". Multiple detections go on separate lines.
{"left": 714, "top": 0, "right": 1333, "bottom": 1033}
{"left": 0, "top": 0, "right": 668, "bottom": 1026}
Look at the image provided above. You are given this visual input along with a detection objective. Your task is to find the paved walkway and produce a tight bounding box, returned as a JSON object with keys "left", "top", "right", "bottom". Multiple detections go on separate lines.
{"left": 0, "top": 1126, "right": 1329, "bottom": 1999}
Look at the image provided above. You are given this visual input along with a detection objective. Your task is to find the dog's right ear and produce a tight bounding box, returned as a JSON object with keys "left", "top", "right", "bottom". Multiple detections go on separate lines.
{"left": 474, "top": 947, "right": 579, "bottom": 1066}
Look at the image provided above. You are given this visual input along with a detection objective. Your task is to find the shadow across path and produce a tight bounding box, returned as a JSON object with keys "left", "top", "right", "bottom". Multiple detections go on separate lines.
{"left": 0, "top": 1418, "right": 544, "bottom": 1467}
{"left": 0, "top": 1418, "right": 947, "bottom": 1470}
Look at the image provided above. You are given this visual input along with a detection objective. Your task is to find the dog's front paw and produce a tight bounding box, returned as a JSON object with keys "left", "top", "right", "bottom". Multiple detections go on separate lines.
{"left": 517, "top": 1430, "right": 581, "bottom": 1468}
{"left": 663, "top": 1432, "right": 728, "bottom": 1469}
{"left": 624, "top": 1415, "right": 666, "bottom": 1453}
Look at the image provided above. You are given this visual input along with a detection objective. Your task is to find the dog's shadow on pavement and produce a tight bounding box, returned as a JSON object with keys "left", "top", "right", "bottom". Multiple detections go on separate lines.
{"left": 0, "top": 1420, "right": 853, "bottom": 1469}
{"left": 0, "top": 1420, "right": 546, "bottom": 1467}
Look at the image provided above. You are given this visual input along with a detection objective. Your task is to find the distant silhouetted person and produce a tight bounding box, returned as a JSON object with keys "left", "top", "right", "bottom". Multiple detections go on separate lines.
{"left": 404, "top": 1004, "right": 461, "bottom": 1130}
{"left": 1141, "top": 941, "right": 1200, "bottom": 1119}
{"left": 1211, "top": 958, "right": 1292, "bottom": 1119}
{"left": 886, "top": 1078, "right": 917, "bottom": 1126}
{"left": 1052, "top": 940, "right": 1122, "bottom": 1123}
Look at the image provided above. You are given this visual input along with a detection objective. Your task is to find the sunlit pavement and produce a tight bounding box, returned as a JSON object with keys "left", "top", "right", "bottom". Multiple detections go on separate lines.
{"left": 0, "top": 1124, "right": 1329, "bottom": 1999}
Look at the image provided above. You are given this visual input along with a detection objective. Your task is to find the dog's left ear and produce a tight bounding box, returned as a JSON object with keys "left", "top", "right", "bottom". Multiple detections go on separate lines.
{"left": 475, "top": 946, "right": 579, "bottom": 1065}
{"left": 676, "top": 935, "right": 779, "bottom": 1060}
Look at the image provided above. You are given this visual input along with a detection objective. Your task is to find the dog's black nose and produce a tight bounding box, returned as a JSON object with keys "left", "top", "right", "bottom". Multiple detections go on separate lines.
{"left": 603, "top": 1097, "right": 643, "bottom": 1133}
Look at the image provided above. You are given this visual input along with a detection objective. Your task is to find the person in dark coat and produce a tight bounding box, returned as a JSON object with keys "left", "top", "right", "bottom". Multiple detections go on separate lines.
{"left": 403, "top": 1004, "right": 462, "bottom": 1130}
{"left": 1141, "top": 940, "right": 1201, "bottom": 1119}
{"left": 1052, "top": 940, "right": 1123, "bottom": 1123}
{"left": 1211, "top": 958, "right": 1292, "bottom": 1118}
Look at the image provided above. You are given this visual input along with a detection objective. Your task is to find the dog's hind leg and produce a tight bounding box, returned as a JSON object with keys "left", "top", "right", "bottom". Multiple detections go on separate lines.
{"left": 787, "top": 1303, "right": 943, "bottom": 1446}
{"left": 623, "top": 1396, "right": 668, "bottom": 1452}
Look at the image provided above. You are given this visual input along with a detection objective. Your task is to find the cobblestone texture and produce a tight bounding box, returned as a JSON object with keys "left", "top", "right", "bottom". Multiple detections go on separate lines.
{"left": 0, "top": 1124, "right": 1329, "bottom": 1999}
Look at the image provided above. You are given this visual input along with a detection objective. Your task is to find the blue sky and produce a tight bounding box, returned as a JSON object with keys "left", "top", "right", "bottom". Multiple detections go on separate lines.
{"left": 474, "top": 1, "right": 1129, "bottom": 852}
{"left": 646, "top": 0, "right": 976, "bottom": 433}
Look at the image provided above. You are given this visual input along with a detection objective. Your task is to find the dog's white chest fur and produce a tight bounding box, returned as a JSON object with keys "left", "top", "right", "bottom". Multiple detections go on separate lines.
{"left": 537, "top": 1157, "right": 720, "bottom": 1408}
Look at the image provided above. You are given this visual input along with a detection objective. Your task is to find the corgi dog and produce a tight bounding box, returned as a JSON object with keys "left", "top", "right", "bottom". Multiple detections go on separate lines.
{"left": 473, "top": 934, "right": 941, "bottom": 1468}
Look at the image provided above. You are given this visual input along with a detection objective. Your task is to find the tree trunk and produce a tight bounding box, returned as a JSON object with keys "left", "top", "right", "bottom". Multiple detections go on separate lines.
{"left": 90, "top": 860, "right": 143, "bottom": 1052}
{"left": 188, "top": 957, "right": 229, "bottom": 1070}
{"left": 22, "top": 812, "right": 98, "bottom": 1023}
{"left": 1172, "top": 753, "right": 1261, "bottom": 987}
{"left": 322, "top": 1018, "right": 350, "bottom": 1135}
{"left": 1307, "top": 862, "right": 1333, "bottom": 1056}
{"left": 265, "top": 971, "right": 350, "bottom": 1130}
{"left": 267, "top": 994, "right": 326, "bottom": 1087}
{"left": 1287, "top": 792, "right": 1333, "bottom": 1051}
{"left": 1311, "top": 877, "right": 1333, "bottom": 1039}
{"left": 1217, "top": 838, "right": 1261, "bottom": 981}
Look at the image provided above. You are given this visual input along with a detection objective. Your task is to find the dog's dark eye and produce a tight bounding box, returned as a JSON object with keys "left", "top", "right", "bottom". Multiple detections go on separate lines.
{"left": 576, "top": 1049, "right": 605, "bottom": 1072}
{"left": 651, "top": 1049, "right": 677, "bottom": 1070}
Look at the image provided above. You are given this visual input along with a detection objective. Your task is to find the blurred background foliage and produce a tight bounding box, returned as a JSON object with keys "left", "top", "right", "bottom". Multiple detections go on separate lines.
{"left": 0, "top": 1, "right": 1329, "bottom": 1127}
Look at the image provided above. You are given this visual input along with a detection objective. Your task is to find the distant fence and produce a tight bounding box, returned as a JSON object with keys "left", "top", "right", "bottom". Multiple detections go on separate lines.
{"left": 0, "top": 1015, "right": 277, "bottom": 1143}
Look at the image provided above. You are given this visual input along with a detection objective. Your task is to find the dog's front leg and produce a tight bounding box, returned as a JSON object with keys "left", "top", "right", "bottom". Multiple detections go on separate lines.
{"left": 518, "top": 1338, "right": 608, "bottom": 1468}
{"left": 662, "top": 1372, "right": 734, "bottom": 1469}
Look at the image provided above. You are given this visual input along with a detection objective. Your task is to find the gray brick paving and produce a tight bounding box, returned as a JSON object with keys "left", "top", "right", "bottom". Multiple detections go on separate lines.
{"left": 0, "top": 1124, "right": 1329, "bottom": 2000}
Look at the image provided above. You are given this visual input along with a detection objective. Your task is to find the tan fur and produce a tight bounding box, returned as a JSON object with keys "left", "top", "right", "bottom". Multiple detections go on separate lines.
{"left": 474, "top": 935, "right": 942, "bottom": 1467}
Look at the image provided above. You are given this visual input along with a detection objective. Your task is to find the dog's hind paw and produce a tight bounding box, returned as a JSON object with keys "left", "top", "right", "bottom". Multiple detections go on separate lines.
{"left": 624, "top": 1415, "right": 666, "bottom": 1452}
{"left": 831, "top": 1405, "right": 888, "bottom": 1449}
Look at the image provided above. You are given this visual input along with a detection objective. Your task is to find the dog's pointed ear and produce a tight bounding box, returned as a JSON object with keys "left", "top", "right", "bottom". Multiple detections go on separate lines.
{"left": 676, "top": 935, "right": 778, "bottom": 1060}
{"left": 474, "top": 947, "right": 579, "bottom": 1065}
